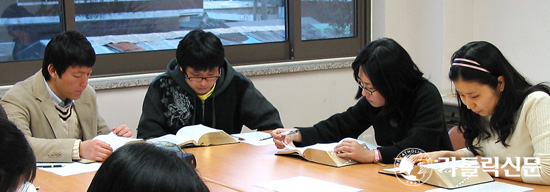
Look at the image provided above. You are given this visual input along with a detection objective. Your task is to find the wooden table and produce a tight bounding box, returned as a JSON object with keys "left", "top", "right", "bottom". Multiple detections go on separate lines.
{"left": 33, "top": 168, "right": 236, "bottom": 192}
{"left": 34, "top": 143, "right": 548, "bottom": 191}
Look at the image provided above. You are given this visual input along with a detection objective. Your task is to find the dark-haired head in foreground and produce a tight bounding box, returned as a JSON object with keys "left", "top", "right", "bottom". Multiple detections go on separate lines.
{"left": 88, "top": 143, "right": 209, "bottom": 192}
{"left": 0, "top": 118, "right": 36, "bottom": 192}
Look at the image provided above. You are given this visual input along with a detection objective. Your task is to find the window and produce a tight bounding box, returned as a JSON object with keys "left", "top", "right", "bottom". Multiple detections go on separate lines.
{"left": 301, "top": 0, "right": 355, "bottom": 41}
{"left": 74, "top": 0, "right": 286, "bottom": 54}
{"left": 0, "top": 0, "right": 369, "bottom": 85}
{"left": 0, "top": 1, "right": 63, "bottom": 61}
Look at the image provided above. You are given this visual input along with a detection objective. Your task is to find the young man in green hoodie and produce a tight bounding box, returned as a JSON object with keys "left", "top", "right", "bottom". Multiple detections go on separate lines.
{"left": 137, "top": 29, "right": 283, "bottom": 139}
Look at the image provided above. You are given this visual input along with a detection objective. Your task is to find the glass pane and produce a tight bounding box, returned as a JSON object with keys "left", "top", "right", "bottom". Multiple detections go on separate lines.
{"left": 301, "top": 0, "right": 355, "bottom": 41}
{"left": 0, "top": 1, "right": 64, "bottom": 62}
{"left": 75, "top": 0, "right": 286, "bottom": 55}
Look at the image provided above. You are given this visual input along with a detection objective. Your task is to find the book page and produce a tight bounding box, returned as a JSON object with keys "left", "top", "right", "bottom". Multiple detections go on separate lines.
{"left": 175, "top": 124, "right": 222, "bottom": 141}
{"left": 278, "top": 144, "right": 307, "bottom": 155}
{"left": 147, "top": 134, "right": 195, "bottom": 146}
{"left": 384, "top": 160, "right": 480, "bottom": 174}
{"left": 279, "top": 138, "right": 377, "bottom": 154}
{"left": 277, "top": 141, "right": 365, "bottom": 167}
{"left": 93, "top": 132, "right": 142, "bottom": 151}
{"left": 420, "top": 160, "right": 479, "bottom": 169}
{"left": 307, "top": 143, "right": 339, "bottom": 151}
{"left": 278, "top": 142, "right": 337, "bottom": 156}
{"left": 382, "top": 167, "right": 401, "bottom": 172}
{"left": 415, "top": 160, "right": 494, "bottom": 188}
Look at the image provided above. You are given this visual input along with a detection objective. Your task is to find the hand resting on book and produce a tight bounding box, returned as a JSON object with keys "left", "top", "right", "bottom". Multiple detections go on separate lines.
{"left": 334, "top": 138, "right": 377, "bottom": 163}
{"left": 275, "top": 138, "right": 379, "bottom": 167}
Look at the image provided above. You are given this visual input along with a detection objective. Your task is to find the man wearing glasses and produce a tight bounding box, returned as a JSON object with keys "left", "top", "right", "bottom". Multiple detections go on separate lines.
{"left": 137, "top": 29, "right": 283, "bottom": 139}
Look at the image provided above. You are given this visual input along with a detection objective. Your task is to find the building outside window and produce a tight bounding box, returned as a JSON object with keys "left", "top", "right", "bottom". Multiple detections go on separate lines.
{"left": 0, "top": 0, "right": 368, "bottom": 85}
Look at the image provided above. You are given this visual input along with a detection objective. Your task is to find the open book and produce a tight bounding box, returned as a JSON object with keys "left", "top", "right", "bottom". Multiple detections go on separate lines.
{"left": 413, "top": 160, "right": 494, "bottom": 189}
{"left": 276, "top": 138, "right": 378, "bottom": 167}
{"left": 147, "top": 124, "right": 238, "bottom": 147}
{"left": 380, "top": 159, "right": 494, "bottom": 189}
{"left": 93, "top": 132, "right": 143, "bottom": 151}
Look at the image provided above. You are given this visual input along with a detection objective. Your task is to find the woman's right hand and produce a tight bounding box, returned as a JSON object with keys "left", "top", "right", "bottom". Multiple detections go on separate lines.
{"left": 271, "top": 128, "right": 302, "bottom": 149}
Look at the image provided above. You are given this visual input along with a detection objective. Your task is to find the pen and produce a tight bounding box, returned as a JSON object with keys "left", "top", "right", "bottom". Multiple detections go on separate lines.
{"left": 37, "top": 165, "right": 65, "bottom": 168}
{"left": 259, "top": 129, "right": 299, "bottom": 141}
{"left": 394, "top": 158, "right": 439, "bottom": 163}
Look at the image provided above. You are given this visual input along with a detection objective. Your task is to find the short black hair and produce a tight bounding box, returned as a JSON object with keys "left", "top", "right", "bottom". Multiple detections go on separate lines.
{"left": 42, "top": 30, "right": 96, "bottom": 81}
{"left": 88, "top": 143, "right": 209, "bottom": 192}
{"left": 176, "top": 29, "right": 225, "bottom": 71}
{"left": 0, "top": 118, "right": 36, "bottom": 192}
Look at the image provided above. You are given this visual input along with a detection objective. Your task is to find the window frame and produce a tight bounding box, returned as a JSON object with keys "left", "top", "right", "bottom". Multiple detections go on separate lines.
{"left": 0, "top": 0, "right": 370, "bottom": 85}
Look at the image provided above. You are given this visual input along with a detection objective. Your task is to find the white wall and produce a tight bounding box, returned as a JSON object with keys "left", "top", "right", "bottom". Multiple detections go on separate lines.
{"left": 96, "top": 68, "right": 359, "bottom": 134}
{"left": 372, "top": 0, "right": 550, "bottom": 93}
{"left": 472, "top": 0, "right": 550, "bottom": 84}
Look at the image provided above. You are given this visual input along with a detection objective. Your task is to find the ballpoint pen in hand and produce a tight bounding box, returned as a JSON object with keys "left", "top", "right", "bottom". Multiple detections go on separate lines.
{"left": 259, "top": 129, "right": 299, "bottom": 141}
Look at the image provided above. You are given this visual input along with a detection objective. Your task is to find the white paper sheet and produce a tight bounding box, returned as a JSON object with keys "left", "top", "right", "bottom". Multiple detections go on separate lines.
{"left": 231, "top": 132, "right": 274, "bottom": 146}
{"left": 92, "top": 132, "right": 142, "bottom": 151}
{"left": 37, "top": 162, "right": 101, "bottom": 176}
{"left": 425, "top": 181, "right": 533, "bottom": 192}
{"left": 255, "top": 176, "right": 362, "bottom": 192}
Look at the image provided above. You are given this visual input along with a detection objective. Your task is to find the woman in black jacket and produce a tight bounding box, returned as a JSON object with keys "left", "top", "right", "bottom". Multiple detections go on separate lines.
{"left": 271, "top": 38, "right": 453, "bottom": 164}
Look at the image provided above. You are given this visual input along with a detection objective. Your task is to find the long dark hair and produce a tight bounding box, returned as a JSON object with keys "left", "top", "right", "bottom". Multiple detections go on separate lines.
{"left": 88, "top": 143, "right": 209, "bottom": 192}
{"left": 352, "top": 37, "right": 425, "bottom": 118}
{"left": 449, "top": 41, "right": 550, "bottom": 155}
{"left": 0, "top": 118, "right": 36, "bottom": 192}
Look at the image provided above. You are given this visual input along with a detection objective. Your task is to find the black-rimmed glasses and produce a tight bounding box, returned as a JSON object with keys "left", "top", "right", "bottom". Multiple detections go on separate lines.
{"left": 185, "top": 69, "right": 221, "bottom": 82}
{"left": 357, "top": 80, "right": 377, "bottom": 95}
